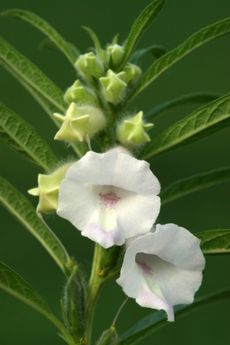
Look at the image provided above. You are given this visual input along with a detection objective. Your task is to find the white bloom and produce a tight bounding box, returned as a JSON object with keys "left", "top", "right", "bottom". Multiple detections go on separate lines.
{"left": 117, "top": 223, "right": 205, "bottom": 321}
{"left": 57, "top": 147, "right": 161, "bottom": 248}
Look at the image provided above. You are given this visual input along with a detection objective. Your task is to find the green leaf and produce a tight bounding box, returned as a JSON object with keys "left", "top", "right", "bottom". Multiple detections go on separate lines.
{"left": 0, "top": 35, "right": 66, "bottom": 112}
{"left": 142, "top": 93, "right": 230, "bottom": 159}
{"left": 61, "top": 266, "right": 86, "bottom": 340}
{"left": 37, "top": 38, "right": 80, "bottom": 63}
{"left": 131, "top": 44, "right": 167, "bottom": 64}
{"left": 82, "top": 26, "right": 102, "bottom": 53}
{"left": 161, "top": 167, "right": 230, "bottom": 205}
{"left": 0, "top": 60, "right": 84, "bottom": 158}
{"left": 0, "top": 260, "right": 60, "bottom": 327}
{"left": 0, "top": 59, "right": 59, "bottom": 119}
{"left": 119, "top": 288, "right": 230, "bottom": 345}
{"left": 1, "top": 9, "right": 78, "bottom": 64}
{"left": 0, "top": 102, "right": 58, "bottom": 172}
{"left": 133, "top": 17, "right": 230, "bottom": 97}
{"left": 146, "top": 92, "right": 221, "bottom": 120}
{"left": 121, "top": 0, "right": 166, "bottom": 66}
{"left": 0, "top": 261, "right": 75, "bottom": 343}
{"left": 197, "top": 229, "right": 230, "bottom": 254}
{"left": 0, "top": 176, "right": 71, "bottom": 273}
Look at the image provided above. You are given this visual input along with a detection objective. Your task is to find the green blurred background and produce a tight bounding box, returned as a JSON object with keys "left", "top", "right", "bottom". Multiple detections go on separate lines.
{"left": 0, "top": 0, "right": 230, "bottom": 344}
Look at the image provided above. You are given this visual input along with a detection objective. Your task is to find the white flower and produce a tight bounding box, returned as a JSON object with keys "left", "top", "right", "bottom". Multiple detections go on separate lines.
{"left": 57, "top": 147, "right": 161, "bottom": 248}
{"left": 117, "top": 223, "right": 205, "bottom": 321}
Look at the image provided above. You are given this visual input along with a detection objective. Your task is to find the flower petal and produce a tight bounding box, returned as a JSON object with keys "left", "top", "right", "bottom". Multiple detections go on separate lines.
{"left": 117, "top": 195, "right": 160, "bottom": 238}
{"left": 117, "top": 224, "right": 205, "bottom": 321}
{"left": 64, "top": 148, "right": 160, "bottom": 195}
{"left": 57, "top": 148, "right": 161, "bottom": 248}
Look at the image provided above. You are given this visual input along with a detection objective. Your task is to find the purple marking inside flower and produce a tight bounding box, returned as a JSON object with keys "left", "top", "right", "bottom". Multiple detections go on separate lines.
{"left": 135, "top": 255, "right": 152, "bottom": 274}
{"left": 99, "top": 191, "right": 120, "bottom": 207}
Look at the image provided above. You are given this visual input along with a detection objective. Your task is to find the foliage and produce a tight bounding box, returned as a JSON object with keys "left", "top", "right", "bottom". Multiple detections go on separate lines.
{"left": 0, "top": 1, "right": 229, "bottom": 345}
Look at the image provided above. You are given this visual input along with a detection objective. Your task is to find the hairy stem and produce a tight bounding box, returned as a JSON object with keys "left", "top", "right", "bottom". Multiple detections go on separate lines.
{"left": 85, "top": 244, "right": 123, "bottom": 344}
{"left": 86, "top": 244, "right": 106, "bottom": 344}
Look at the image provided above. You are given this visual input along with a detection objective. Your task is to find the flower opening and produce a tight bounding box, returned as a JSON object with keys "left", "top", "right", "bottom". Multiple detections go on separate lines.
{"left": 57, "top": 148, "right": 161, "bottom": 248}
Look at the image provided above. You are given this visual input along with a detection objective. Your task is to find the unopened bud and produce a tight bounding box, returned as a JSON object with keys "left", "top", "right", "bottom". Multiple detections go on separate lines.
{"left": 117, "top": 111, "right": 153, "bottom": 146}
{"left": 120, "top": 63, "right": 142, "bottom": 84}
{"left": 64, "top": 80, "right": 98, "bottom": 105}
{"left": 106, "top": 44, "right": 124, "bottom": 67}
{"left": 53, "top": 103, "right": 106, "bottom": 142}
{"left": 75, "top": 52, "right": 104, "bottom": 80}
{"left": 28, "top": 163, "right": 72, "bottom": 213}
{"left": 100, "top": 69, "right": 127, "bottom": 105}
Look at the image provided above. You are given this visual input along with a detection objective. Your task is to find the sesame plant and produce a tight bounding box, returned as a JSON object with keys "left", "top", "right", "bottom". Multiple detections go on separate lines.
{"left": 0, "top": 1, "right": 230, "bottom": 345}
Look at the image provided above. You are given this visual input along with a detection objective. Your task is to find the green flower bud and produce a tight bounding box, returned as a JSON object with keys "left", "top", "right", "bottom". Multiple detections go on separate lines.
{"left": 53, "top": 103, "right": 106, "bottom": 142}
{"left": 120, "top": 63, "right": 142, "bottom": 84}
{"left": 100, "top": 69, "right": 127, "bottom": 105}
{"left": 117, "top": 111, "right": 153, "bottom": 146}
{"left": 106, "top": 44, "right": 124, "bottom": 67}
{"left": 28, "top": 163, "right": 72, "bottom": 213}
{"left": 74, "top": 52, "right": 104, "bottom": 80}
{"left": 64, "top": 80, "right": 98, "bottom": 105}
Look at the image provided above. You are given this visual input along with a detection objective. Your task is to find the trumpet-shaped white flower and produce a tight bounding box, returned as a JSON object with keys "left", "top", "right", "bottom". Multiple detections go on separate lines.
{"left": 57, "top": 148, "right": 161, "bottom": 248}
{"left": 117, "top": 223, "right": 205, "bottom": 321}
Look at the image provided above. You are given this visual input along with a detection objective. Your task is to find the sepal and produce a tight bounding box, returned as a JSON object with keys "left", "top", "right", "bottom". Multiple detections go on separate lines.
{"left": 54, "top": 103, "right": 107, "bottom": 142}
{"left": 75, "top": 52, "right": 104, "bottom": 80}
{"left": 28, "top": 162, "right": 73, "bottom": 213}
{"left": 64, "top": 80, "right": 98, "bottom": 105}
{"left": 121, "top": 63, "right": 142, "bottom": 84}
{"left": 100, "top": 69, "right": 127, "bottom": 105}
{"left": 117, "top": 111, "right": 153, "bottom": 146}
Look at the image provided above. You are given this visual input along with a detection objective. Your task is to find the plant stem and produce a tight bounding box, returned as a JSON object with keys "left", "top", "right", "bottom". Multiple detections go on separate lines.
{"left": 86, "top": 244, "right": 106, "bottom": 345}
{"left": 85, "top": 244, "right": 123, "bottom": 344}
{"left": 45, "top": 312, "right": 76, "bottom": 345}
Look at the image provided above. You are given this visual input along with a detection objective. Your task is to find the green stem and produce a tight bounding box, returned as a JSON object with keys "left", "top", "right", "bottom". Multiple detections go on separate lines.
{"left": 86, "top": 244, "right": 106, "bottom": 345}
{"left": 45, "top": 312, "right": 76, "bottom": 345}
{"left": 85, "top": 244, "right": 122, "bottom": 344}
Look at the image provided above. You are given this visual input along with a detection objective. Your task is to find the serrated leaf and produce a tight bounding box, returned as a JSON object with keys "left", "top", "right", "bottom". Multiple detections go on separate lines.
{"left": 0, "top": 176, "right": 71, "bottom": 273}
{"left": 142, "top": 93, "right": 230, "bottom": 159}
{"left": 121, "top": 0, "right": 166, "bottom": 66}
{"left": 0, "top": 36, "right": 66, "bottom": 112}
{"left": 119, "top": 289, "right": 230, "bottom": 345}
{"left": 146, "top": 92, "right": 220, "bottom": 120}
{"left": 1, "top": 9, "right": 78, "bottom": 64}
{"left": 133, "top": 17, "right": 230, "bottom": 97}
{"left": 0, "top": 103, "right": 58, "bottom": 172}
{"left": 161, "top": 167, "right": 230, "bottom": 205}
{"left": 197, "top": 229, "right": 230, "bottom": 254}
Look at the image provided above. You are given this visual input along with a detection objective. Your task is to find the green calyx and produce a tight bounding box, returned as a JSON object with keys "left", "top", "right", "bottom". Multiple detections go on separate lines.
{"left": 121, "top": 63, "right": 142, "bottom": 84}
{"left": 64, "top": 80, "right": 99, "bottom": 106}
{"left": 117, "top": 111, "right": 153, "bottom": 146}
{"left": 100, "top": 69, "right": 127, "bottom": 105}
{"left": 106, "top": 43, "right": 124, "bottom": 67}
{"left": 28, "top": 163, "right": 73, "bottom": 213}
{"left": 54, "top": 103, "right": 107, "bottom": 142}
{"left": 75, "top": 52, "right": 104, "bottom": 80}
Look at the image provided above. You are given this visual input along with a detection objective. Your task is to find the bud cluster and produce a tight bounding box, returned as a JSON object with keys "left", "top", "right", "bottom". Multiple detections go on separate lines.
{"left": 52, "top": 41, "right": 152, "bottom": 148}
